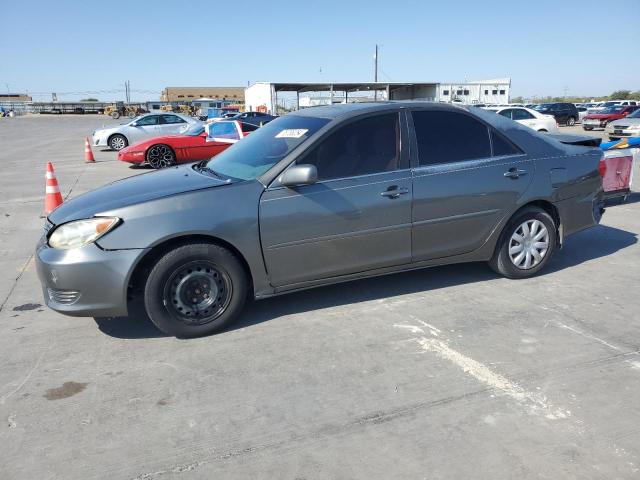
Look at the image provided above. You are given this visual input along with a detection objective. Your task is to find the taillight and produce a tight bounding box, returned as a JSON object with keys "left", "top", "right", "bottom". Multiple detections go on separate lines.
{"left": 598, "top": 158, "right": 607, "bottom": 178}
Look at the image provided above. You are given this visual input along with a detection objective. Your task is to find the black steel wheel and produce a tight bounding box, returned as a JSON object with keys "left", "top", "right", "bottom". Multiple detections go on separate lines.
{"left": 146, "top": 144, "right": 176, "bottom": 169}
{"left": 144, "top": 243, "right": 248, "bottom": 337}
{"left": 163, "top": 260, "right": 232, "bottom": 326}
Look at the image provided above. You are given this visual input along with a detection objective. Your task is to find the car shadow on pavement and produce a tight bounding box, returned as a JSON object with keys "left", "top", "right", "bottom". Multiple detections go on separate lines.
{"left": 93, "top": 224, "right": 637, "bottom": 339}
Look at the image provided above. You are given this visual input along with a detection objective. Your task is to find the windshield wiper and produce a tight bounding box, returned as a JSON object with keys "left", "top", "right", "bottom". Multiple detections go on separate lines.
{"left": 194, "top": 160, "right": 225, "bottom": 179}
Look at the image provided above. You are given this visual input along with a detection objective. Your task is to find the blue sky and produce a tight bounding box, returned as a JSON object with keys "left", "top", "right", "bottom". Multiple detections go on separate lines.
{"left": 1, "top": 0, "right": 638, "bottom": 101}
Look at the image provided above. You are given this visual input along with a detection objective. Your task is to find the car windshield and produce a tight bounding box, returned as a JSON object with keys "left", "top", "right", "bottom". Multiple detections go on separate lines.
{"left": 627, "top": 109, "right": 640, "bottom": 119}
{"left": 601, "top": 102, "right": 619, "bottom": 107}
{"left": 205, "top": 115, "right": 330, "bottom": 180}
{"left": 534, "top": 104, "right": 552, "bottom": 110}
{"left": 184, "top": 124, "right": 205, "bottom": 135}
{"left": 601, "top": 106, "right": 625, "bottom": 114}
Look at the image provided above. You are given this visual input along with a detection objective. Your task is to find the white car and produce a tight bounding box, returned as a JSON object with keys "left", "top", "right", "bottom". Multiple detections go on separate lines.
{"left": 485, "top": 107, "right": 559, "bottom": 133}
{"left": 588, "top": 100, "right": 638, "bottom": 113}
{"left": 92, "top": 113, "right": 201, "bottom": 151}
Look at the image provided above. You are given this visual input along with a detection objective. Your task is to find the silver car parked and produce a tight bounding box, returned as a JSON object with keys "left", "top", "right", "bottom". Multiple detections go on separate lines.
{"left": 604, "top": 108, "right": 640, "bottom": 140}
{"left": 37, "top": 103, "right": 605, "bottom": 337}
{"left": 92, "top": 113, "right": 200, "bottom": 151}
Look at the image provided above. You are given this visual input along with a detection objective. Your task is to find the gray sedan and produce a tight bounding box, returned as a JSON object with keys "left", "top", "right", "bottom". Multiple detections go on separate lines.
{"left": 37, "top": 103, "right": 605, "bottom": 337}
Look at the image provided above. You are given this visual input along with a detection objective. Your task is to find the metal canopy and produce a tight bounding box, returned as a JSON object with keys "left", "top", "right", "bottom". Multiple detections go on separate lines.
{"left": 271, "top": 82, "right": 436, "bottom": 93}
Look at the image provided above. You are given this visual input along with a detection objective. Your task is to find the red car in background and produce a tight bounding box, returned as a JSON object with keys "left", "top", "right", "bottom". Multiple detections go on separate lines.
{"left": 583, "top": 105, "right": 639, "bottom": 131}
{"left": 118, "top": 120, "right": 258, "bottom": 168}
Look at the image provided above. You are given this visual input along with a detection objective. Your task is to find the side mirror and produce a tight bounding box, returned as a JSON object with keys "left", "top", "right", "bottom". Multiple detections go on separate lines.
{"left": 280, "top": 164, "right": 318, "bottom": 187}
{"left": 131, "top": 121, "right": 138, "bottom": 127}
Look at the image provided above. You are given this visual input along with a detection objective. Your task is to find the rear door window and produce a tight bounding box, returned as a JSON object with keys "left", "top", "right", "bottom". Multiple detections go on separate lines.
{"left": 411, "top": 110, "right": 491, "bottom": 165}
{"left": 512, "top": 109, "right": 535, "bottom": 120}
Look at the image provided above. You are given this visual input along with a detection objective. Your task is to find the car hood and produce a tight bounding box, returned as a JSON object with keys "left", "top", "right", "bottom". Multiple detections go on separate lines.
{"left": 48, "top": 164, "right": 229, "bottom": 224}
{"left": 585, "top": 113, "right": 622, "bottom": 119}
{"left": 609, "top": 117, "right": 640, "bottom": 126}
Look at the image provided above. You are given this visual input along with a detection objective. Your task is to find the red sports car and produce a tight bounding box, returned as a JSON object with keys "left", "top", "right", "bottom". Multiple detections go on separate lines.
{"left": 117, "top": 120, "right": 257, "bottom": 168}
{"left": 583, "top": 105, "right": 639, "bottom": 131}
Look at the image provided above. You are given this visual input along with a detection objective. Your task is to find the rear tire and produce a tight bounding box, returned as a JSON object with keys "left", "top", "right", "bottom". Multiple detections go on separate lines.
{"left": 489, "top": 207, "right": 557, "bottom": 279}
{"left": 144, "top": 243, "right": 249, "bottom": 338}
{"left": 567, "top": 116, "right": 576, "bottom": 126}
{"left": 111, "top": 111, "right": 121, "bottom": 119}
{"left": 583, "top": 126, "right": 593, "bottom": 131}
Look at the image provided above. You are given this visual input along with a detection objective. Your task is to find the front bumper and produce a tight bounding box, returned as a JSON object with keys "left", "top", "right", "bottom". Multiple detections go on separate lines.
{"left": 583, "top": 120, "right": 606, "bottom": 129}
{"left": 604, "top": 128, "right": 640, "bottom": 139}
{"left": 117, "top": 150, "right": 146, "bottom": 164}
{"left": 35, "top": 236, "right": 147, "bottom": 318}
{"left": 92, "top": 134, "right": 109, "bottom": 147}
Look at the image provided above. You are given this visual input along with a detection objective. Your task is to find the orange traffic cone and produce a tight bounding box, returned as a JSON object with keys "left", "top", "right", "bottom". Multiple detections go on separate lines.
{"left": 44, "top": 162, "right": 63, "bottom": 214}
{"left": 84, "top": 137, "right": 95, "bottom": 163}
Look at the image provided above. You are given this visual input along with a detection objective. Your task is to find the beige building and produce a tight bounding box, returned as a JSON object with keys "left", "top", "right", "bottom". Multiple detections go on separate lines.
{"left": 160, "top": 87, "right": 244, "bottom": 102}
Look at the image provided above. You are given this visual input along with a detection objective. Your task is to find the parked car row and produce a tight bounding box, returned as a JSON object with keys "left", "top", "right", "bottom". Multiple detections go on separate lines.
{"left": 92, "top": 111, "right": 274, "bottom": 168}
{"left": 483, "top": 106, "right": 559, "bottom": 133}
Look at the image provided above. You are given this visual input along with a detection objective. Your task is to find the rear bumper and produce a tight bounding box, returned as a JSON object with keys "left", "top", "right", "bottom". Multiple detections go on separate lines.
{"left": 35, "top": 237, "right": 147, "bottom": 317}
{"left": 555, "top": 189, "right": 604, "bottom": 239}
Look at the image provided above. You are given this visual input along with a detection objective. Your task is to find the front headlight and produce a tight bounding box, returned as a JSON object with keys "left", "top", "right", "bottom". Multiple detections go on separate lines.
{"left": 48, "top": 217, "right": 120, "bottom": 249}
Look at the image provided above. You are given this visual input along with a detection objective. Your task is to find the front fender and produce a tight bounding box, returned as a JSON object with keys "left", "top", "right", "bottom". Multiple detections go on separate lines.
{"left": 96, "top": 181, "right": 273, "bottom": 297}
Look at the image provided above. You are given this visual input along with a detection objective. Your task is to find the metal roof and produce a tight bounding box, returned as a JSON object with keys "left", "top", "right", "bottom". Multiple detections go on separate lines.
{"left": 266, "top": 82, "right": 438, "bottom": 93}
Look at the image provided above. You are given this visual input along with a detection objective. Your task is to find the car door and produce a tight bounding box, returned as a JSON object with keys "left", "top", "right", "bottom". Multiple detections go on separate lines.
{"left": 128, "top": 115, "right": 160, "bottom": 143}
{"left": 511, "top": 108, "right": 537, "bottom": 130}
{"left": 259, "top": 111, "right": 412, "bottom": 287}
{"left": 159, "top": 114, "right": 189, "bottom": 135}
{"left": 409, "top": 108, "right": 535, "bottom": 261}
{"left": 189, "top": 121, "right": 244, "bottom": 160}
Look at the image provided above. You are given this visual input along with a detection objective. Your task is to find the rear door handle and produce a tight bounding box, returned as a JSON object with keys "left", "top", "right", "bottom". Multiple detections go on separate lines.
{"left": 504, "top": 168, "right": 527, "bottom": 179}
{"left": 380, "top": 186, "right": 410, "bottom": 199}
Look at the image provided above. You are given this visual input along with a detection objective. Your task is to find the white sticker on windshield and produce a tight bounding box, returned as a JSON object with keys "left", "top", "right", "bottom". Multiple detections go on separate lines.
{"left": 275, "top": 129, "right": 308, "bottom": 138}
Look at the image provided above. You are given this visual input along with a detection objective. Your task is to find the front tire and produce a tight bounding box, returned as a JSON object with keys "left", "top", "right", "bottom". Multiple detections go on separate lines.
{"left": 108, "top": 134, "right": 128, "bottom": 150}
{"left": 146, "top": 144, "right": 176, "bottom": 168}
{"left": 566, "top": 116, "right": 576, "bottom": 126}
{"left": 489, "top": 207, "right": 557, "bottom": 279}
{"left": 144, "top": 243, "right": 249, "bottom": 337}
{"left": 583, "top": 126, "right": 593, "bottom": 131}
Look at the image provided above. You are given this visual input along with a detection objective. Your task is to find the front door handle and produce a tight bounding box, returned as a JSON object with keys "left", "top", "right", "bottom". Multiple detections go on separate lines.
{"left": 380, "top": 186, "right": 410, "bottom": 199}
{"left": 504, "top": 168, "right": 527, "bottom": 179}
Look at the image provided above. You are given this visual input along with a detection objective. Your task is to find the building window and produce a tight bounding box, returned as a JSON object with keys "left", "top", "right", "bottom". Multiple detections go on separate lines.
{"left": 463, "top": 89, "right": 469, "bottom": 95}
{"left": 484, "top": 89, "right": 489, "bottom": 95}
{"left": 443, "top": 90, "right": 449, "bottom": 96}
{"left": 178, "top": 95, "right": 184, "bottom": 98}
{"left": 187, "top": 95, "right": 194, "bottom": 98}
{"left": 499, "top": 89, "right": 505, "bottom": 95}
{"left": 492, "top": 90, "right": 498, "bottom": 95}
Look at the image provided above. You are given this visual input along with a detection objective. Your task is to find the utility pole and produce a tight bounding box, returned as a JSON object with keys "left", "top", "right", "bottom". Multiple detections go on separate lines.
{"left": 374, "top": 44, "right": 379, "bottom": 101}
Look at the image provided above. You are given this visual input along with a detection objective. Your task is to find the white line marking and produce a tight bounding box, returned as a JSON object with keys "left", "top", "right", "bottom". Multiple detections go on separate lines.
{"left": 415, "top": 336, "right": 571, "bottom": 419}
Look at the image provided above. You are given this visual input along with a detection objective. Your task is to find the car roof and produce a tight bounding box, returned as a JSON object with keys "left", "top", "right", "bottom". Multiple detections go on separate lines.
{"left": 290, "top": 101, "right": 474, "bottom": 120}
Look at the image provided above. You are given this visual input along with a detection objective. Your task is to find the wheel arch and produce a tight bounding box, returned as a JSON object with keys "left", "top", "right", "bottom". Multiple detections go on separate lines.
{"left": 127, "top": 233, "right": 254, "bottom": 299}
{"left": 107, "top": 132, "right": 128, "bottom": 147}
{"left": 492, "top": 199, "right": 562, "bottom": 257}
{"left": 145, "top": 143, "right": 176, "bottom": 162}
